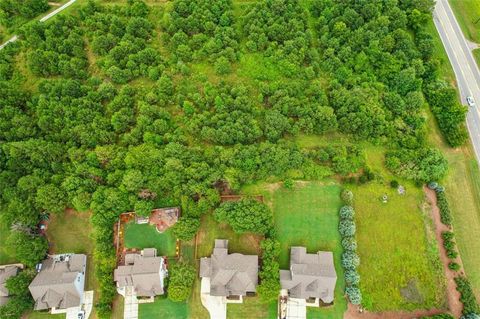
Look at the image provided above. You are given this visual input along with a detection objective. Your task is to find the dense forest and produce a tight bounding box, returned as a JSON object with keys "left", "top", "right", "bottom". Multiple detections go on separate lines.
{"left": 0, "top": 0, "right": 466, "bottom": 317}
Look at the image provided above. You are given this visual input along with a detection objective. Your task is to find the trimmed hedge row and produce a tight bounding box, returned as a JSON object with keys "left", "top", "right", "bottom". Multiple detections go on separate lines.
{"left": 442, "top": 231, "right": 458, "bottom": 260}
{"left": 436, "top": 190, "right": 452, "bottom": 226}
{"left": 339, "top": 189, "right": 361, "bottom": 305}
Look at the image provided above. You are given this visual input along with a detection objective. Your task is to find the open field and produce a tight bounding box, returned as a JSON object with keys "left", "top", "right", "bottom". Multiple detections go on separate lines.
{"left": 449, "top": 0, "right": 480, "bottom": 43}
{"left": 124, "top": 223, "right": 177, "bottom": 257}
{"left": 351, "top": 182, "right": 445, "bottom": 311}
{"left": 139, "top": 297, "right": 188, "bottom": 319}
{"left": 427, "top": 11, "right": 480, "bottom": 300}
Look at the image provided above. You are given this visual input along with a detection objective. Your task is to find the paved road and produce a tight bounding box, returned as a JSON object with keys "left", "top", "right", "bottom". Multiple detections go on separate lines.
{"left": 0, "top": 0, "right": 77, "bottom": 51}
{"left": 433, "top": 0, "right": 480, "bottom": 163}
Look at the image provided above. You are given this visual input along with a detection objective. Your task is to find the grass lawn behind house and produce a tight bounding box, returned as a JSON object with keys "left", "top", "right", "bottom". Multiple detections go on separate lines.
{"left": 352, "top": 182, "right": 445, "bottom": 311}
{"left": 271, "top": 181, "right": 347, "bottom": 319}
{"left": 124, "top": 223, "right": 177, "bottom": 257}
{"left": 139, "top": 297, "right": 188, "bottom": 319}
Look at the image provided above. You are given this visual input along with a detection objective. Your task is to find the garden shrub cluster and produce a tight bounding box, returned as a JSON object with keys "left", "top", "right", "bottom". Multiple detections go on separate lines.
{"left": 455, "top": 276, "right": 480, "bottom": 316}
{"left": 257, "top": 238, "right": 281, "bottom": 302}
{"left": 442, "top": 231, "right": 458, "bottom": 260}
{"left": 436, "top": 189, "right": 453, "bottom": 226}
{"left": 167, "top": 263, "right": 196, "bottom": 302}
{"left": 338, "top": 189, "right": 361, "bottom": 305}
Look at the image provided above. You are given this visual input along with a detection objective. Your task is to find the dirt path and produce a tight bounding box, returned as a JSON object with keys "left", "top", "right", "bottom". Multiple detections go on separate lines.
{"left": 424, "top": 187, "right": 463, "bottom": 318}
{"left": 344, "top": 187, "right": 463, "bottom": 319}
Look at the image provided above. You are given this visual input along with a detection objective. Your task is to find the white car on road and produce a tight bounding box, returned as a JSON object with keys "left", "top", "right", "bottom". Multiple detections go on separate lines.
{"left": 466, "top": 96, "right": 476, "bottom": 107}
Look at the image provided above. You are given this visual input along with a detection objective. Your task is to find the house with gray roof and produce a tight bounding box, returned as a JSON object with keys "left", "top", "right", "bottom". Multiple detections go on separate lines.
{"left": 0, "top": 264, "right": 23, "bottom": 306}
{"left": 114, "top": 248, "right": 167, "bottom": 299}
{"left": 280, "top": 247, "right": 337, "bottom": 305}
{"left": 199, "top": 239, "right": 258, "bottom": 301}
{"left": 29, "top": 254, "right": 86, "bottom": 313}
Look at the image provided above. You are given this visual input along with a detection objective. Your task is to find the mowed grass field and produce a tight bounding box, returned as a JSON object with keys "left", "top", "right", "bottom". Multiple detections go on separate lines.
{"left": 351, "top": 182, "right": 445, "bottom": 311}
{"left": 139, "top": 297, "right": 188, "bottom": 319}
{"left": 124, "top": 223, "right": 177, "bottom": 257}
{"left": 449, "top": 0, "right": 480, "bottom": 43}
{"left": 271, "top": 182, "right": 347, "bottom": 319}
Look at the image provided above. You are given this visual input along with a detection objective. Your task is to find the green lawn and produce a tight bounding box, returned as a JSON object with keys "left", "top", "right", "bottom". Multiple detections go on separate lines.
{"left": 0, "top": 221, "right": 16, "bottom": 264}
{"left": 449, "top": 0, "right": 480, "bottom": 43}
{"left": 227, "top": 297, "right": 277, "bottom": 319}
{"left": 351, "top": 182, "right": 445, "bottom": 311}
{"left": 24, "top": 312, "right": 63, "bottom": 319}
{"left": 124, "top": 223, "right": 177, "bottom": 257}
{"left": 271, "top": 181, "right": 347, "bottom": 319}
{"left": 139, "top": 297, "right": 188, "bottom": 319}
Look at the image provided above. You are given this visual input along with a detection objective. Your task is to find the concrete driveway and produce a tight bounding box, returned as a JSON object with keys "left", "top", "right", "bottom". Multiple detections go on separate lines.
{"left": 200, "top": 278, "right": 226, "bottom": 319}
{"left": 286, "top": 298, "right": 306, "bottom": 319}
{"left": 124, "top": 286, "right": 139, "bottom": 319}
{"left": 83, "top": 291, "right": 93, "bottom": 318}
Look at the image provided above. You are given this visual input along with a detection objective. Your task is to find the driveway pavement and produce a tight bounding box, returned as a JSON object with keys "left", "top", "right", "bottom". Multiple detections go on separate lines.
{"left": 124, "top": 286, "right": 139, "bottom": 319}
{"left": 285, "top": 298, "right": 306, "bottom": 319}
{"left": 200, "top": 278, "right": 226, "bottom": 319}
{"left": 83, "top": 291, "right": 94, "bottom": 319}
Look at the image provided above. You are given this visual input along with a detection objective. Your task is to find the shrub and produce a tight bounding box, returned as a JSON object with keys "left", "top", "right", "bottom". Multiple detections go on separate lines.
{"left": 344, "top": 269, "right": 360, "bottom": 286}
{"left": 341, "top": 251, "right": 360, "bottom": 270}
{"left": 346, "top": 286, "right": 362, "bottom": 305}
{"left": 341, "top": 236, "right": 357, "bottom": 251}
{"left": 436, "top": 191, "right": 452, "bottom": 226}
{"left": 172, "top": 217, "right": 200, "bottom": 241}
{"left": 214, "top": 56, "right": 231, "bottom": 75}
{"left": 427, "top": 181, "right": 438, "bottom": 190}
{"left": 455, "top": 276, "right": 480, "bottom": 315}
{"left": 214, "top": 199, "right": 273, "bottom": 235}
{"left": 341, "top": 189, "right": 354, "bottom": 205}
{"left": 339, "top": 219, "right": 356, "bottom": 237}
{"left": 442, "top": 231, "right": 458, "bottom": 260}
{"left": 390, "top": 180, "right": 399, "bottom": 188}
{"left": 339, "top": 206, "right": 355, "bottom": 220}
{"left": 168, "top": 263, "right": 196, "bottom": 302}
{"left": 448, "top": 262, "right": 460, "bottom": 271}
{"left": 461, "top": 314, "right": 480, "bottom": 319}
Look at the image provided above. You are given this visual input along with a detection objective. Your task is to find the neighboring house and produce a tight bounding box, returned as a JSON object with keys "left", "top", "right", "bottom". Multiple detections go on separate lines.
{"left": 114, "top": 248, "right": 166, "bottom": 301}
{"left": 0, "top": 264, "right": 23, "bottom": 306}
{"left": 200, "top": 239, "right": 258, "bottom": 302}
{"left": 29, "top": 254, "right": 86, "bottom": 314}
{"left": 280, "top": 247, "right": 337, "bottom": 305}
